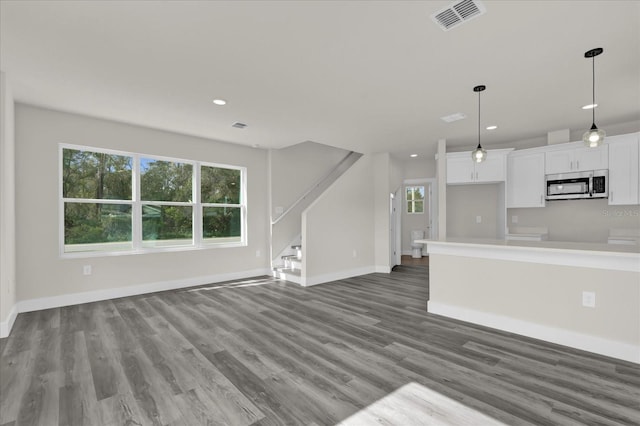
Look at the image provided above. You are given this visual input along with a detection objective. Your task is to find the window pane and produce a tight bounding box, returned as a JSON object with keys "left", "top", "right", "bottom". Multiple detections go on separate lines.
{"left": 142, "top": 205, "right": 193, "bottom": 247}
{"left": 414, "top": 201, "right": 424, "bottom": 213}
{"left": 141, "top": 158, "right": 193, "bottom": 202}
{"left": 415, "top": 186, "right": 425, "bottom": 200}
{"left": 203, "top": 207, "right": 242, "bottom": 243}
{"left": 64, "top": 203, "right": 132, "bottom": 252}
{"left": 407, "top": 201, "right": 413, "bottom": 213}
{"left": 406, "top": 187, "right": 413, "bottom": 201}
{"left": 63, "top": 149, "right": 132, "bottom": 200}
{"left": 201, "top": 166, "right": 241, "bottom": 204}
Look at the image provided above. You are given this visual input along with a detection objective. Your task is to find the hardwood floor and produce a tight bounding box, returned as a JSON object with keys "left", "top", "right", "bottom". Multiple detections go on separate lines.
{"left": 1, "top": 266, "right": 639, "bottom": 425}
{"left": 400, "top": 255, "right": 429, "bottom": 266}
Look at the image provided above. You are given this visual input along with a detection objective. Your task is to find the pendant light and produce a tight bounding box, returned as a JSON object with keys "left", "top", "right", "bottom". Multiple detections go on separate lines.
{"left": 582, "top": 48, "right": 605, "bottom": 148}
{"left": 471, "top": 85, "right": 487, "bottom": 163}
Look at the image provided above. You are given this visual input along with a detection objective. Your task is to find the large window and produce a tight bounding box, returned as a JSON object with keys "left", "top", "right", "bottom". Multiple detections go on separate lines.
{"left": 60, "top": 145, "right": 246, "bottom": 256}
{"left": 406, "top": 186, "right": 425, "bottom": 214}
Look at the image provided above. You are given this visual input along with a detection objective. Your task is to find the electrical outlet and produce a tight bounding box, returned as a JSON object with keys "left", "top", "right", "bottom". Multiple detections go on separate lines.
{"left": 352, "top": 249, "right": 357, "bottom": 258}
{"left": 256, "top": 250, "right": 261, "bottom": 257}
{"left": 275, "top": 206, "right": 284, "bottom": 215}
{"left": 582, "top": 291, "right": 596, "bottom": 308}
{"left": 476, "top": 215, "right": 482, "bottom": 224}
{"left": 512, "top": 215, "right": 518, "bottom": 224}
{"left": 83, "top": 265, "right": 92, "bottom": 276}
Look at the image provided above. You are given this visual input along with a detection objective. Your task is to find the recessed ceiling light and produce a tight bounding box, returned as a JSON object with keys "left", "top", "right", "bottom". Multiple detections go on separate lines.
{"left": 486, "top": 125, "right": 498, "bottom": 130}
{"left": 410, "top": 154, "right": 418, "bottom": 158}
{"left": 582, "top": 103, "right": 597, "bottom": 110}
{"left": 440, "top": 112, "right": 467, "bottom": 123}
{"left": 213, "top": 99, "right": 227, "bottom": 106}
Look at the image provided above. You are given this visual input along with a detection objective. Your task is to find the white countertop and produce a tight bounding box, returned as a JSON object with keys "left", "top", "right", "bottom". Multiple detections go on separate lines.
{"left": 416, "top": 238, "right": 640, "bottom": 272}
{"left": 416, "top": 238, "right": 640, "bottom": 255}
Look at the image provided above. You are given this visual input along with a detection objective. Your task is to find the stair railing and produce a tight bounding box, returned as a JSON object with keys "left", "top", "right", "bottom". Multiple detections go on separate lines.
{"left": 271, "top": 151, "right": 359, "bottom": 226}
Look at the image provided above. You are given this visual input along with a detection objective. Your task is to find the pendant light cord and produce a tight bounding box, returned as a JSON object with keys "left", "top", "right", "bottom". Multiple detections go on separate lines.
{"left": 477, "top": 90, "right": 481, "bottom": 147}
{"left": 592, "top": 54, "right": 596, "bottom": 124}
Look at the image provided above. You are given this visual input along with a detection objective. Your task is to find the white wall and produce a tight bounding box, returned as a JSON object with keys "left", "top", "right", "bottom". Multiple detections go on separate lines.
{"left": 0, "top": 72, "right": 17, "bottom": 337}
{"left": 302, "top": 155, "right": 375, "bottom": 285}
{"left": 429, "top": 253, "right": 640, "bottom": 363}
{"left": 270, "top": 141, "right": 349, "bottom": 218}
{"left": 403, "top": 157, "right": 436, "bottom": 179}
{"left": 447, "top": 184, "right": 500, "bottom": 239}
{"left": 15, "top": 104, "right": 271, "bottom": 304}
{"left": 373, "top": 153, "right": 391, "bottom": 270}
{"left": 509, "top": 199, "right": 640, "bottom": 243}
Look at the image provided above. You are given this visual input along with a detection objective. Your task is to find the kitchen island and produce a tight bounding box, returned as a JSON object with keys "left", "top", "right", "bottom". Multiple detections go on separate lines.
{"left": 417, "top": 238, "right": 640, "bottom": 364}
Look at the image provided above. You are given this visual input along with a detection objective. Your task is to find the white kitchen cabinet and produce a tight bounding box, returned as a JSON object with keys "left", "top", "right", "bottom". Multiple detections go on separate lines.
{"left": 507, "top": 151, "right": 545, "bottom": 208}
{"left": 607, "top": 133, "right": 639, "bottom": 205}
{"left": 446, "top": 149, "right": 512, "bottom": 184}
{"left": 545, "top": 143, "right": 608, "bottom": 174}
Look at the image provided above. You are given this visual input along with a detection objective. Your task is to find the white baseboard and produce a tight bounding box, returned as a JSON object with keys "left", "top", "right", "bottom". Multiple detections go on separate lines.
{"left": 0, "top": 304, "right": 18, "bottom": 338}
{"left": 375, "top": 265, "right": 391, "bottom": 273}
{"left": 302, "top": 266, "right": 377, "bottom": 287}
{"left": 402, "top": 250, "right": 413, "bottom": 256}
{"left": 428, "top": 301, "right": 640, "bottom": 364}
{"left": 15, "top": 268, "right": 272, "bottom": 317}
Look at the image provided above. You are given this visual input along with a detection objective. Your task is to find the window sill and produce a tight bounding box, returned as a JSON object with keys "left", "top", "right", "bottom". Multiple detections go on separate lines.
{"left": 60, "top": 241, "right": 247, "bottom": 259}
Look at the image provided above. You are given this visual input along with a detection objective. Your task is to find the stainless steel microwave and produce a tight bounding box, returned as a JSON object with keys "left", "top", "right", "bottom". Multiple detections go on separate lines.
{"left": 545, "top": 170, "right": 608, "bottom": 200}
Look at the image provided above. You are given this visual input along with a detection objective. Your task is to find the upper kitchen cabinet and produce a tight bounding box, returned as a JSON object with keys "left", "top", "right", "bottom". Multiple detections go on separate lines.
{"left": 447, "top": 149, "right": 513, "bottom": 184}
{"left": 545, "top": 142, "right": 608, "bottom": 174}
{"left": 607, "top": 132, "right": 639, "bottom": 205}
{"left": 507, "top": 151, "right": 545, "bottom": 208}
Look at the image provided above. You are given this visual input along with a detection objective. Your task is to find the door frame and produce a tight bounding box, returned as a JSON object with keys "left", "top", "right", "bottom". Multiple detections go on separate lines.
{"left": 403, "top": 178, "right": 437, "bottom": 241}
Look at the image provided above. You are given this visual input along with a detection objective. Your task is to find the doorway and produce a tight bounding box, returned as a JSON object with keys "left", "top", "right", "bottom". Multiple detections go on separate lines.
{"left": 400, "top": 178, "right": 436, "bottom": 264}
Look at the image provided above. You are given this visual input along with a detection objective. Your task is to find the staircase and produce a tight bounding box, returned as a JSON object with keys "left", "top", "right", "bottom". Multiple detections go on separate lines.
{"left": 270, "top": 149, "right": 363, "bottom": 286}
{"left": 273, "top": 243, "right": 303, "bottom": 284}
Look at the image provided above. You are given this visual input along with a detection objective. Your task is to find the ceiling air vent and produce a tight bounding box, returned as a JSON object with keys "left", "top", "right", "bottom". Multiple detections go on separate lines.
{"left": 431, "top": 0, "right": 486, "bottom": 31}
{"left": 231, "top": 121, "right": 247, "bottom": 129}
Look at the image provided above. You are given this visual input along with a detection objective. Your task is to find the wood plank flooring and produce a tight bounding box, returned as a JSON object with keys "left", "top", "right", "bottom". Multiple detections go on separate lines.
{"left": 1, "top": 265, "right": 639, "bottom": 425}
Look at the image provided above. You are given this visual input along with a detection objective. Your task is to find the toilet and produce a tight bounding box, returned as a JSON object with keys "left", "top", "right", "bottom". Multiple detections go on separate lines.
{"left": 410, "top": 230, "right": 425, "bottom": 258}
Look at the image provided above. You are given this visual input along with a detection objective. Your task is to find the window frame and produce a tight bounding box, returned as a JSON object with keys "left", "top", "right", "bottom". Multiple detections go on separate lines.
{"left": 405, "top": 185, "right": 425, "bottom": 214}
{"left": 59, "top": 144, "right": 247, "bottom": 258}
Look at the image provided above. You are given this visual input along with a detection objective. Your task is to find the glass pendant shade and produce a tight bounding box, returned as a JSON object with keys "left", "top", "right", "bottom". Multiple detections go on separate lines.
{"left": 471, "top": 144, "right": 487, "bottom": 163}
{"left": 583, "top": 123, "right": 606, "bottom": 148}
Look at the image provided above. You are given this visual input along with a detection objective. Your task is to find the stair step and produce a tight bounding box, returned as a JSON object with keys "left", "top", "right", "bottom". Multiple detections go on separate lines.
{"left": 273, "top": 267, "right": 303, "bottom": 285}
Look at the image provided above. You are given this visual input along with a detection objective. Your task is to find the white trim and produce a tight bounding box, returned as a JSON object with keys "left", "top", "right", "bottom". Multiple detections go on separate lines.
{"left": 16, "top": 268, "right": 271, "bottom": 314}
{"left": 428, "top": 301, "right": 640, "bottom": 364}
{"left": 302, "top": 266, "right": 378, "bottom": 287}
{"left": 424, "top": 240, "right": 640, "bottom": 272}
{"left": 0, "top": 304, "right": 18, "bottom": 338}
{"left": 375, "top": 265, "right": 391, "bottom": 273}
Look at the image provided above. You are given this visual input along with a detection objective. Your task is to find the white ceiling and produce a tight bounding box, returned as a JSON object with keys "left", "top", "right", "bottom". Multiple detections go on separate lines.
{"left": 1, "top": 1, "right": 639, "bottom": 158}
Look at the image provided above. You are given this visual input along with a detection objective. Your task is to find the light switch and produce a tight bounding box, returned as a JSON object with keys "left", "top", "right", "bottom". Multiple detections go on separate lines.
{"left": 476, "top": 216, "right": 482, "bottom": 224}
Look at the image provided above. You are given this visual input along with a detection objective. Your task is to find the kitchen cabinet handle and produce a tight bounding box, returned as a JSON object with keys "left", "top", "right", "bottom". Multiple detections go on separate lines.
{"left": 610, "top": 191, "right": 613, "bottom": 202}
{"left": 570, "top": 161, "right": 573, "bottom": 170}
{"left": 471, "top": 172, "right": 473, "bottom": 180}
{"left": 540, "top": 194, "right": 543, "bottom": 205}
{"left": 577, "top": 160, "right": 580, "bottom": 170}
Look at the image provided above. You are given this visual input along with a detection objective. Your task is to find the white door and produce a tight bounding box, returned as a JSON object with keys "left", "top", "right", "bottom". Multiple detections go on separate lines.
{"left": 389, "top": 191, "right": 401, "bottom": 269}
{"left": 389, "top": 192, "right": 396, "bottom": 269}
